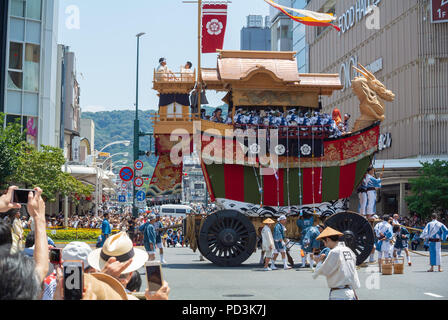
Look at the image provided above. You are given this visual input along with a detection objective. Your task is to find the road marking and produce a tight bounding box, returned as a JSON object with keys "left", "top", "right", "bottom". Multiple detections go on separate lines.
{"left": 424, "top": 292, "right": 443, "bottom": 298}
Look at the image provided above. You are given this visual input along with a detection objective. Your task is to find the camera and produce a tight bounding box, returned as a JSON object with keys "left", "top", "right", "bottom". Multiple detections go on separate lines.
{"left": 11, "top": 189, "right": 36, "bottom": 205}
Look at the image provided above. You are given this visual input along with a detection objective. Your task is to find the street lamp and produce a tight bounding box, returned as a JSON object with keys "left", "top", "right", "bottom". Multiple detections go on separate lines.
{"left": 96, "top": 152, "right": 130, "bottom": 215}
{"left": 133, "top": 32, "right": 146, "bottom": 218}
{"left": 99, "top": 140, "right": 131, "bottom": 154}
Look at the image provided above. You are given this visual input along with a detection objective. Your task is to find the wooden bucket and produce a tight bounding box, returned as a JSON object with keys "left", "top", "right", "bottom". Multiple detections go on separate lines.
{"left": 393, "top": 257, "right": 405, "bottom": 274}
{"left": 381, "top": 259, "right": 394, "bottom": 275}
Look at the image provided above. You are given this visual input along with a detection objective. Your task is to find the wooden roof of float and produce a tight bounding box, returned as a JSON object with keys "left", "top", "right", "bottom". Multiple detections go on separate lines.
{"left": 201, "top": 50, "right": 342, "bottom": 95}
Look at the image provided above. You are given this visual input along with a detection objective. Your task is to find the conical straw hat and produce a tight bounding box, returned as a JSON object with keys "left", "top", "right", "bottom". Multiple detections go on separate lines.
{"left": 263, "top": 218, "right": 275, "bottom": 224}
{"left": 316, "top": 227, "right": 344, "bottom": 241}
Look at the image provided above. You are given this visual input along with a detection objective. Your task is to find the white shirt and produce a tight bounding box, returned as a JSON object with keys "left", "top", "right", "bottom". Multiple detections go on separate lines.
{"left": 312, "top": 242, "right": 361, "bottom": 290}
{"left": 261, "top": 225, "right": 274, "bottom": 252}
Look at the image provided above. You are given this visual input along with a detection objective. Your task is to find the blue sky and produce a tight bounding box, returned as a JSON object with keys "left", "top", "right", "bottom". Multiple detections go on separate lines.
{"left": 57, "top": 0, "right": 270, "bottom": 113}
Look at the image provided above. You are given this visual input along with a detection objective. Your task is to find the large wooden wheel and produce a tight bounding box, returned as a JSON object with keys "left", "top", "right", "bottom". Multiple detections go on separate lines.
{"left": 198, "top": 210, "right": 257, "bottom": 267}
{"left": 325, "top": 211, "right": 375, "bottom": 266}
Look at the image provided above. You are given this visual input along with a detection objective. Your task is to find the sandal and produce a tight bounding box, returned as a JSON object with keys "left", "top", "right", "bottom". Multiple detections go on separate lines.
{"left": 427, "top": 269, "right": 434, "bottom": 272}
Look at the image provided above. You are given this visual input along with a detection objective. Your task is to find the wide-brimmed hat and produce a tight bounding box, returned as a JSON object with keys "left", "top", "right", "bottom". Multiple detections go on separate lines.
{"left": 84, "top": 273, "right": 128, "bottom": 300}
{"left": 263, "top": 218, "right": 275, "bottom": 224}
{"left": 88, "top": 232, "right": 148, "bottom": 274}
{"left": 316, "top": 227, "right": 343, "bottom": 241}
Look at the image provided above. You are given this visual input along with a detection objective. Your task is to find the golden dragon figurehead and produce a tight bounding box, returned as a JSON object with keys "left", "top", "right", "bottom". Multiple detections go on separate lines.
{"left": 351, "top": 64, "right": 395, "bottom": 132}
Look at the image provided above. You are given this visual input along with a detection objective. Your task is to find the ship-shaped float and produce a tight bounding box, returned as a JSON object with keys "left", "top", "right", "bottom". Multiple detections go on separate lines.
{"left": 149, "top": 50, "right": 395, "bottom": 266}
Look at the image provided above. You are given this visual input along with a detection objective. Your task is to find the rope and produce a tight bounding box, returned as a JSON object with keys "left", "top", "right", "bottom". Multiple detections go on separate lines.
{"left": 318, "top": 123, "right": 324, "bottom": 200}
{"left": 311, "top": 125, "right": 316, "bottom": 214}
{"left": 409, "top": 250, "right": 448, "bottom": 257}
{"left": 298, "top": 124, "right": 303, "bottom": 214}
{"left": 286, "top": 126, "right": 291, "bottom": 209}
{"left": 252, "top": 165, "right": 263, "bottom": 206}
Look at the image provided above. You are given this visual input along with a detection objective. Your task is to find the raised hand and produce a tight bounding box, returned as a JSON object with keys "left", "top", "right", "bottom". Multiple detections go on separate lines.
{"left": 0, "top": 186, "right": 22, "bottom": 213}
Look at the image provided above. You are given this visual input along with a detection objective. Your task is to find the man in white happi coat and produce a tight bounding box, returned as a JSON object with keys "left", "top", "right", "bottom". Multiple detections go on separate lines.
{"left": 419, "top": 213, "right": 448, "bottom": 272}
{"left": 374, "top": 215, "right": 394, "bottom": 271}
{"left": 312, "top": 227, "right": 361, "bottom": 300}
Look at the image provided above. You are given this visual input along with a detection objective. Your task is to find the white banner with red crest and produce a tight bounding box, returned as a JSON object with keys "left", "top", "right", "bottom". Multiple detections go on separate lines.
{"left": 202, "top": 4, "right": 228, "bottom": 53}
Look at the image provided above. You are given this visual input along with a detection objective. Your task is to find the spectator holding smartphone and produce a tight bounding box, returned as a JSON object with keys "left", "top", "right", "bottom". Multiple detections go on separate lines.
{"left": 0, "top": 187, "right": 49, "bottom": 300}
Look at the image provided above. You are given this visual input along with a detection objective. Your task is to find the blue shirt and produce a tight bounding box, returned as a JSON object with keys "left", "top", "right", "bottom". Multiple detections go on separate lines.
{"left": 153, "top": 221, "right": 164, "bottom": 243}
{"left": 273, "top": 223, "right": 285, "bottom": 242}
{"left": 297, "top": 217, "right": 314, "bottom": 235}
{"left": 303, "top": 226, "right": 320, "bottom": 246}
{"left": 101, "top": 219, "right": 111, "bottom": 235}
{"left": 366, "top": 174, "right": 381, "bottom": 189}
{"left": 140, "top": 222, "right": 157, "bottom": 251}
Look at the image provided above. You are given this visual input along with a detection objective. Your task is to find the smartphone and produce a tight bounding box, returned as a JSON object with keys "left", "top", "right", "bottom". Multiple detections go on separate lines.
{"left": 49, "top": 248, "right": 62, "bottom": 265}
{"left": 11, "top": 189, "right": 35, "bottom": 205}
{"left": 145, "top": 261, "right": 163, "bottom": 292}
{"left": 63, "top": 260, "right": 84, "bottom": 300}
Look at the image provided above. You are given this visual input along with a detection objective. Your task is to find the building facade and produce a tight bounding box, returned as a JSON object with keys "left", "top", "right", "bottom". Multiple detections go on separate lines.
{"left": 2, "top": 0, "right": 59, "bottom": 148}
{"left": 240, "top": 15, "right": 271, "bottom": 51}
{"left": 269, "top": 0, "right": 294, "bottom": 51}
{"left": 292, "top": 0, "right": 311, "bottom": 73}
{"left": 305, "top": 0, "right": 448, "bottom": 216}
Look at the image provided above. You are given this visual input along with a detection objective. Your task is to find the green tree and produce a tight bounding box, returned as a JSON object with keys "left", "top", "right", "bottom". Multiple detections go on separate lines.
{"left": 0, "top": 113, "right": 26, "bottom": 189}
{"left": 13, "top": 144, "right": 93, "bottom": 202}
{"left": 405, "top": 160, "right": 448, "bottom": 219}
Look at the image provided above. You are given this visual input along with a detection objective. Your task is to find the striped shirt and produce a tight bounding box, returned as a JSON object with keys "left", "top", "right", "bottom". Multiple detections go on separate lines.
{"left": 365, "top": 174, "right": 381, "bottom": 189}
{"left": 420, "top": 220, "right": 448, "bottom": 240}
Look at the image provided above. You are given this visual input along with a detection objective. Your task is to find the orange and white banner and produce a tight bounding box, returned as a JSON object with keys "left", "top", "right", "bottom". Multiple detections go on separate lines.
{"left": 264, "top": 0, "right": 341, "bottom": 32}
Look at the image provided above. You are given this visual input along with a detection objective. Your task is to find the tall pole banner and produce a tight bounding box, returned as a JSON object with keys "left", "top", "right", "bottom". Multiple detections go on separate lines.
{"left": 202, "top": 4, "right": 228, "bottom": 53}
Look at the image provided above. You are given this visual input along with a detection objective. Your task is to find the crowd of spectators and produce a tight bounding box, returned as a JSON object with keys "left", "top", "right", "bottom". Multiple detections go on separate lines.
{"left": 0, "top": 186, "right": 171, "bottom": 300}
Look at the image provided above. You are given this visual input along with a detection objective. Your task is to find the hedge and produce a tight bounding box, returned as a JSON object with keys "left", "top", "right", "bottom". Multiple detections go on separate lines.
{"left": 23, "top": 228, "right": 120, "bottom": 242}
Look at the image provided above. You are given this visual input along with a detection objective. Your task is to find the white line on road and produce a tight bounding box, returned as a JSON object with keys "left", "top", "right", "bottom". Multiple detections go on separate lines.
{"left": 424, "top": 292, "right": 444, "bottom": 298}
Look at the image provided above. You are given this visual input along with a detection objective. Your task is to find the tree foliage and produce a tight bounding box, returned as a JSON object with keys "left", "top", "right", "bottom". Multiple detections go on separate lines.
{"left": 0, "top": 113, "right": 26, "bottom": 188}
{"left": 12, "top": 144, "right": 93, "bottom": 202}
{"left": 405, "top": 160, "right": 448, "bottom": 219}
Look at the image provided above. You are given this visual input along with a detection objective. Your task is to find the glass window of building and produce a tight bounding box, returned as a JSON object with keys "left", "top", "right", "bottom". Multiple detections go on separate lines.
{"left": 24, "top": 44, "right": 40, "bottom": 92}
{"left": 26, "top": 20, "right": 42, "bottom": 44}
{"left": 7, "top": 71, "right": 23, "bottom": 90}
{"left": 6, "top": 114, "right": 21, "bottom": 126}
{"left": 10, "top": 18, "right": 25, "bottom": 41}
{"left": 11, "top": 0, "right": 26, "bottom": 18}
{"left": 26, "top": 0, "right": 42, "bottom": 20}
{"left": 9, "top": 42, "right": 23, "bottom": 70}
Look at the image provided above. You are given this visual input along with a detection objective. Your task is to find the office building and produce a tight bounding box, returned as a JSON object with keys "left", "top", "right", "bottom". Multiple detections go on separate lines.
{"left": 269, "top": 0, "right": 293, "bottom": 51}
{"left": 305, "top": 0, "right": 448, "bottom": 216}
{"left": 1, "top": 0, "right": 59, "bottom": 148}
{"left": 240, "top": 15, "right": 271, "bottom": 51}
{"left": 292, "top": 0, "right": 310, "bottom": 73}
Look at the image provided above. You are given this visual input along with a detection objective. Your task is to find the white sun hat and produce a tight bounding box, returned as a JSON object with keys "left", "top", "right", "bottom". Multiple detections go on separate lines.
{"left": 88, "top": 232, "right": 148, "bottom": 274}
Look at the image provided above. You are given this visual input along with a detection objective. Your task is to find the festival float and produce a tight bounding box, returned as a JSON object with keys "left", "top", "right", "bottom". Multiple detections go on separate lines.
{"left": 148, "top": 0, "right": 395, "bottom": 266}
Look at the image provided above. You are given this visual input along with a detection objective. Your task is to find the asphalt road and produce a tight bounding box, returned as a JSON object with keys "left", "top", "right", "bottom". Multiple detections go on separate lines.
{"left": 136, "top": 245, "right": 448, "bottom": 300}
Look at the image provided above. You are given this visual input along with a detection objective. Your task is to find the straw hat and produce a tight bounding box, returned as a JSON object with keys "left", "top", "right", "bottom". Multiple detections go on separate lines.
{"left": 88, "top": 232, "right": 148, "bottom": 274}
{"left": 84, "top": 273, "right": 128, "bottom": 300}
{"left": 263, "top": 218, "right": 275, "bottom": 224}
{"left": 316, "top": 227, "right": 344, "bottom": 241}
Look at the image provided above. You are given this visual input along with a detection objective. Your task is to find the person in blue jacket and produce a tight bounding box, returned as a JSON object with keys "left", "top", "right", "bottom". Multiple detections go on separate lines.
{"left": 393, "top": 224, "right": 412, "bottom": 266}
{"left": 271, "top": 215, "right": 292, "bottom": 270}
{"left": 302, "top": 224, "right": 324, "bottom": 270}
{"left": 100, "top": 213, "right": 111, "bottom": 247}
{"left": 139, "top": 214, "right": 157, "bottom": 261}
{"left": 297, "top": 213, "right": 314, "bottom": 266}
